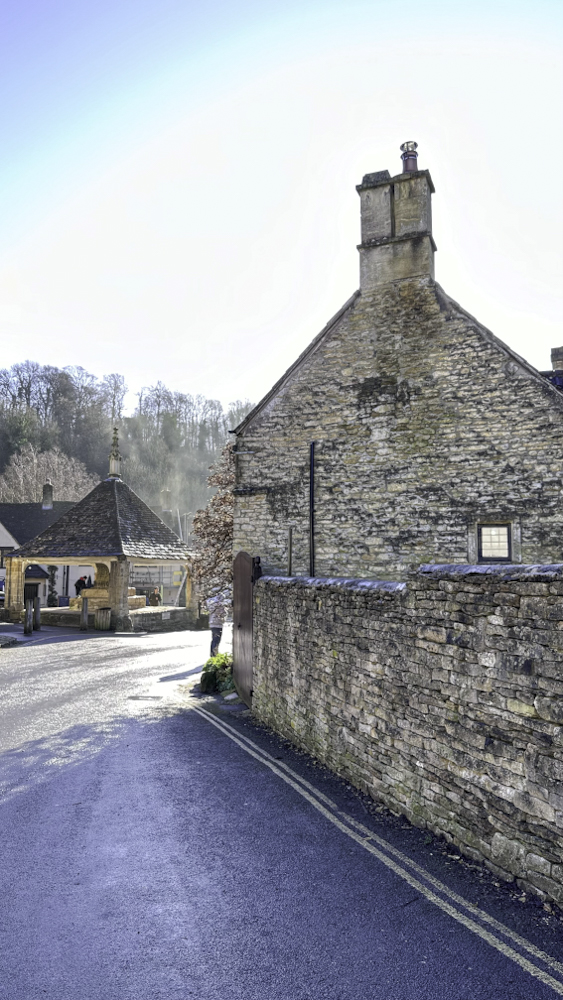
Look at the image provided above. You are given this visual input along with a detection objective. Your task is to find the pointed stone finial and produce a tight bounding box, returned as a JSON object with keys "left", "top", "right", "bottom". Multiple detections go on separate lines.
{"left": 108, "top": 427, "right": 122, "bottom": 479}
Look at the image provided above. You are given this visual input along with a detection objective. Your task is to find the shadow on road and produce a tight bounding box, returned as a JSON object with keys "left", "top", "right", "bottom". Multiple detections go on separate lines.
{"left": 0, "top": 623, "right": 148, "bottom": 646}
{"left": 158, "top": 666, "right": 204, "bottom": 682}
{"left": 1, "top": 700, "right": 562, "bottom": 1000}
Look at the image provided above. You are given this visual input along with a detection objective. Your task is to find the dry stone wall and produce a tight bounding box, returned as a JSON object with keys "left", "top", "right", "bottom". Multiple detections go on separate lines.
{"left": 252, "top": 564, "right": 563, "bottom": 906}
{"left": 129, "top": 606, "right": 191, "bottom": 633}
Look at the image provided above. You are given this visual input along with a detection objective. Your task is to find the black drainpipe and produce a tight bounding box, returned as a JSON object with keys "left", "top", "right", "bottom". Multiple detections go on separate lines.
{"left": 287, "top": 526, "right": 293, "bottom": 577}
{"left": 309, "top": 441, "right": 315, "bottom": 577}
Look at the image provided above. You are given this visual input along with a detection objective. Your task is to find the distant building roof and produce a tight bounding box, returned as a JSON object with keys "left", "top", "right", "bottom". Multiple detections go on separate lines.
{"left": 0, "top": 502, "right": 76, "bottom": 547}
{"left": 14, "top": 478, "right": 188, "bottom": 562}
{"left": 25, "top": 564, "right": 49, "bottom": 580}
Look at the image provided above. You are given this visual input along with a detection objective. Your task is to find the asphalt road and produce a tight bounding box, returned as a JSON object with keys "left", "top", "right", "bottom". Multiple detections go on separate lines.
{"left": 1, "top": 624, "right": 562, "bottom": 999}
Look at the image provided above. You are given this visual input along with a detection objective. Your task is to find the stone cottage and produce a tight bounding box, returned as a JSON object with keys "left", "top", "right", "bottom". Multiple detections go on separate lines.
{"left": 230, "top": 144, "right": 563, "bottom": 907}
{"left": 232, "top": 143, "right": 563, "bottom": 579}
{"left": 0, "top": 482, "right": 77, "bottom": 604}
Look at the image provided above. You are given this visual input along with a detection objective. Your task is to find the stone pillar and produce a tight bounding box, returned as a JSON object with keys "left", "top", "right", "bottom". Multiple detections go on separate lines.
{"left": 5, "top": 556, "right": 25, "bottom": 622}
{"left": 94, "top": 563, "right": 110, "bottom": 588}
{"left": 108, "top": 557, "right": 132, "bottom": 632}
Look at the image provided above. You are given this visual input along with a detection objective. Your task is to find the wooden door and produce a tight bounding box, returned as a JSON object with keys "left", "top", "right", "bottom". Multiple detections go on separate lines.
{"left": 233, "top": 551, "right": 261, "bottom": 707}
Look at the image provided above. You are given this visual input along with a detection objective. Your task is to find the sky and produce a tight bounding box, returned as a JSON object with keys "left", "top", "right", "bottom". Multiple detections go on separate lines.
{"left": 0, "top": 0, "right": 562, "bottom": 412}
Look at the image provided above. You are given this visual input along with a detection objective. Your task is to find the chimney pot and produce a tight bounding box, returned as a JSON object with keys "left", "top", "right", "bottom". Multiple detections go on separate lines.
{"left": 400, "top": 140, "right": 419, "bottom": 172}
{"left": 159, "top": 489, "right": 176, "bottom": 530}
{"left": 42, "top": 480, "right": 53, "bottom": 509}
{"left": 551, "top": 347, "right": 563, "bottom": 371}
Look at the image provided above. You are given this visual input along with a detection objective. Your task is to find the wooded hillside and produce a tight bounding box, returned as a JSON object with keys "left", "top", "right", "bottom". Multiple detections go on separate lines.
{"left": 0, "top": 360, "right": 251, "bottom": 518}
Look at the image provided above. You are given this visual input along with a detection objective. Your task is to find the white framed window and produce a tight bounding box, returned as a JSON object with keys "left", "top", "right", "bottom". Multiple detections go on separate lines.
{"left": 478, "top": 523, "right": 511, "bottom": 562}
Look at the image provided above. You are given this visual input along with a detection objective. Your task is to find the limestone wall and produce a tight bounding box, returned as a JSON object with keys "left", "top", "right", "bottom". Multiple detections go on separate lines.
{"left": 129, "top": 606, "right": 191, "bottom": 633}
{"left": 252, "top": 565, "right": 563, "bottom": 906}
{"left": 233, "top": 279, "right": 563, "bottom": 579}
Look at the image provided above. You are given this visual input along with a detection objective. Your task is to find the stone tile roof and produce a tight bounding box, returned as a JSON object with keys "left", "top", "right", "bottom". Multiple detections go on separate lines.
{"left": 14, "top": 478, "right": 188, "bottom": 561}
{"left": 0, "top": 502, "right": 76, "bottom": 546}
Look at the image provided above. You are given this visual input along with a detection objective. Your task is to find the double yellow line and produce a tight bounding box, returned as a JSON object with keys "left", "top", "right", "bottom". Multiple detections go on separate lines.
{"left": 192, "top": 704, "right": 563, "bottom": 995}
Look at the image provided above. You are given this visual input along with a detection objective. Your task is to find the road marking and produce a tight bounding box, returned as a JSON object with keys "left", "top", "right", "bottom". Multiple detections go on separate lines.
{"left": 192, "top": 705, "right": 563, "bottom": 995}
{"left": 239, "top": 738, "right": 563, "bottom": 979}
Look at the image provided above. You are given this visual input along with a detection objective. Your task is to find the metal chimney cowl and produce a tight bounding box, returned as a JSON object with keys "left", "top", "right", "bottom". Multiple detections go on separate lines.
{"left": 400, "top": 140, "right": 418, "bottom": 172}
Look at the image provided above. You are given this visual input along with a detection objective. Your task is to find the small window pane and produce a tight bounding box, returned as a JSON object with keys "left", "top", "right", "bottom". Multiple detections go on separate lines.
{"left": 480, "top": 526, "right": 509, "bottom": 559}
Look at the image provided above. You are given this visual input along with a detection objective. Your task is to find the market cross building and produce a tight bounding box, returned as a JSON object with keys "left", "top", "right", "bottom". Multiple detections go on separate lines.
{"left": 232, "top": 143, "right": 563, "bottom": 579}
{"left": 4, "top": 431, "right": 189, "bottom": 631}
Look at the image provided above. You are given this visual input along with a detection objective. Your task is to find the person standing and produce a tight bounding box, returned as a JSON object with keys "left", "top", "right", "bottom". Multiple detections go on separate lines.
{"left": 149, "top": 588, "right": 162, "bottom": 606}
{"left": 206, "top": 588, "right": 230, "bottom": 657}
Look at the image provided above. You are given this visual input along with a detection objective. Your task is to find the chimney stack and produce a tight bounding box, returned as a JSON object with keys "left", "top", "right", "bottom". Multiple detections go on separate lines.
{"left": 551, "top": 347, "right": 563, "bottom": 371}
{"left": 42, "top": 480, "right": 53, "bottom": 509}
{"left": 357, "top": 142, "right": 436, "bottom": 291}
{"left": 160, "top": 489, "right": 174, "bottom": 530}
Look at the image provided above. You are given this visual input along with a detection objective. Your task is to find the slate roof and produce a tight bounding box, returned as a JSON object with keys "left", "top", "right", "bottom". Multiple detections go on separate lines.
{"left": 25, "top": 564, "right": 49, "bottom": 579}
{"left": 0, "top": 502, "right": 76, "bottom": 546}
{"left": 14, "top": 478, "right": 188, "bottom": 561}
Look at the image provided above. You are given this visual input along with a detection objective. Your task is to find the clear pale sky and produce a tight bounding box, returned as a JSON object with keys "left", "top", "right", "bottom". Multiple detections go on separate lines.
{"left": 1, "top": 0, "right": 562, "bottom": 411}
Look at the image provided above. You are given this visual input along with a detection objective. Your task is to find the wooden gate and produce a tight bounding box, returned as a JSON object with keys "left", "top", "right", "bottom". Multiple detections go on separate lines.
{"left": 233, "top": 551, "right": 261, "bottom": 707}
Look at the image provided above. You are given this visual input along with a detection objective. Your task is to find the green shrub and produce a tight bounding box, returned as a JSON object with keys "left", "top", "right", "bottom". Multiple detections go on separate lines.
{"left": 200, "top": 653, "right": 234, "bottom": 693}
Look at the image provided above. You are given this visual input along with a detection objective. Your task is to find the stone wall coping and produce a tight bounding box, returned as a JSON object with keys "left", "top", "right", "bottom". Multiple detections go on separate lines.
{"left": 129, "top": 604, "right": 185, "bottom": 615}
{"left": 257, "top": 575, "right": 407, "bottom": 594}
{"left": 257, "top": 566, "right": 563, "bottom": 590}
{"left": 417, "top": 563, "right": 563, "bottom": 581}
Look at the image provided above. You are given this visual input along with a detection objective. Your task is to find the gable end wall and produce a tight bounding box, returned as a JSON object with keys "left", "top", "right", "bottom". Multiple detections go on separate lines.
{"left": 234, "top": 278, "right": 563, "bottom": 578}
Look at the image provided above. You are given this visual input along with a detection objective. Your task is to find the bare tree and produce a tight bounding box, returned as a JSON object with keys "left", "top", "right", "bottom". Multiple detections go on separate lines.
{"left": 191, "top": 445, "right": 235, "bottom": 600}
{"left": 0, "top": 357, "right": 253, "bottom": 519}
{"left": 0, "top": 445, "right": 99, "bottom": 502}
{"left": 101, "top": 373, "right": 128, "bottom": 423}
